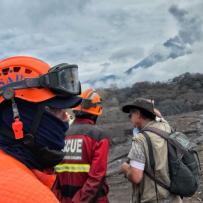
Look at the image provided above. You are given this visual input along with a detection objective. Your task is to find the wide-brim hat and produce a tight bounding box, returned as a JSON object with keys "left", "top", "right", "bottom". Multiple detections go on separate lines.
{"left": 122, "top": 98, "right": 156, "bottom": 118}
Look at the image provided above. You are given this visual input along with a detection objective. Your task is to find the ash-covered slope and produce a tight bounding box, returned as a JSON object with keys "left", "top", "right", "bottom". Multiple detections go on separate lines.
{"left": 96, "top": 73, "right": 203, "bottom": 202}
{"left": 99, "top": 73, "right": 203, "bottom": 117}
{"left": 104, "top": 111, "right": 203, "bottom": 203}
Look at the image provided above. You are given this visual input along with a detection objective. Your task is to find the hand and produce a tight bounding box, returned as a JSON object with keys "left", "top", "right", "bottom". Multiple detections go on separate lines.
{"left": 121, "top": 162, "right": 130, "bottom": 174}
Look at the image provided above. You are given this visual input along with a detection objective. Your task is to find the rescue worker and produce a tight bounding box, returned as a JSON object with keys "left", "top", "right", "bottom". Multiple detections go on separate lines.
{"left": 0, "top": 56, "right": 82, "bottom": 203}
{"left": 121, "top": 98, "right": 182, "bottom": 203}
{"left": 53, "top": 88, "right": 109, "bottom": 203}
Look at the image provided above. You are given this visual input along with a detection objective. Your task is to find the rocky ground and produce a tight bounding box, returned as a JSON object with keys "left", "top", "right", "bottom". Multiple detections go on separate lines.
{"left": 96, "top": 74, "right": 203, "bottom": 203}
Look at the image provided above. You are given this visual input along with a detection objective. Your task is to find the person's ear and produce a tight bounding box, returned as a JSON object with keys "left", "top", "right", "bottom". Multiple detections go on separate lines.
{"left": 62, "top": 111, "right": 69, "bottom": 122}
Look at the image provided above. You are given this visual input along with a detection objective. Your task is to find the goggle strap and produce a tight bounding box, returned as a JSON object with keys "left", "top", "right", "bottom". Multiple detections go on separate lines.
{"left": 0, "top": 78, "right": 41, "bottom": 97}
{"left": 81, "top": 99, "right": 101, "bottom": 109}
{"left": 0, "top": 64, "right": 81, "bottom": 97}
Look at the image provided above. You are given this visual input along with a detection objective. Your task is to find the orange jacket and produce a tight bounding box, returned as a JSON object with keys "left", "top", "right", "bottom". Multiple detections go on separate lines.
{"left": 32, "top": 169, "right": 56, "bottom": 189}
{"left": 0, "top": 150, "right": 59, "bottom": 203}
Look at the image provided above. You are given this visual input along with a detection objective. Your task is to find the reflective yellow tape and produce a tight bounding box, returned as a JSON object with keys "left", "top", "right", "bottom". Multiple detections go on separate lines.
{"left": 55, "top": 163, "right": 90, "bottom": 173}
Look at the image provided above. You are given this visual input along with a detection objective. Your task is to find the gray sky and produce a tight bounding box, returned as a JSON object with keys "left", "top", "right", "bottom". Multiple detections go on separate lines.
{"left": 0, "top": 0, "right": 202, "bottom": 87}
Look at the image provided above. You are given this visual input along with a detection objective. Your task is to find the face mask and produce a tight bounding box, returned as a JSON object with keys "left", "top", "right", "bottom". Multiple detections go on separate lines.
{"left": 34, "top": 110, "right": 69, "bottom": 150}
{"left": 0, "top": 100, "right": 69, "bottom": 169}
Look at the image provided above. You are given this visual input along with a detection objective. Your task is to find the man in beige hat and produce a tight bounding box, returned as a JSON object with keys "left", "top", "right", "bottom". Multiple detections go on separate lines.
{"left": 121, "top": 98, "right": 182, "bottom": 203}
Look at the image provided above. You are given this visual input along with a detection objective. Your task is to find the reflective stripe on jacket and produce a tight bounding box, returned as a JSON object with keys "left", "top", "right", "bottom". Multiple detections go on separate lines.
{"left": 53, "top": 118, "right": 109, "bottom": 203}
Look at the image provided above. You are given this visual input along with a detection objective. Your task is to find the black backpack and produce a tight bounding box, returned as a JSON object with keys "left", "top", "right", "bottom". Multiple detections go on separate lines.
{"left": 142, "top": 127, "right": 201, "bottom": 199}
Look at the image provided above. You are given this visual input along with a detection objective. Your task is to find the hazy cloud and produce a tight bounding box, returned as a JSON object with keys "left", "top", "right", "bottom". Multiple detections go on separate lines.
{"left": 0, "top": 0, "right": 202, "bottom": 88}
{"left": 126, "top": 3, "right": 203, "bottom": 74}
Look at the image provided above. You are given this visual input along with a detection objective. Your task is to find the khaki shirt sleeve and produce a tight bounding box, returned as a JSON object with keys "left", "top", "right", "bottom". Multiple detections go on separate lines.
{"left": 127, "top": 134, "right": 146, "bottom": 164}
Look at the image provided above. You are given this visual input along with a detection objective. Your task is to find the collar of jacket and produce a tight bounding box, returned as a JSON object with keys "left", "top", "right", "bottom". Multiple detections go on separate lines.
{"left": 142, "top": 120, "right": 156, "bottom": 130}
{"left": 74, "top": 118, "right": 95, "bottom": 125}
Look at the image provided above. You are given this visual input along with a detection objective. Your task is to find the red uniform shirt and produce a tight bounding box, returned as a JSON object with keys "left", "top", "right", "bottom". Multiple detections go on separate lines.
{"left": 53, "top": 119, "right": 109, "bottom": 203}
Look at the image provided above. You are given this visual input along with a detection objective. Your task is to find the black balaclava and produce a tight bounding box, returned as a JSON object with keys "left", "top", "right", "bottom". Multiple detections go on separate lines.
{"left": 0, "top": 99, "right": 69, "bottom": 170}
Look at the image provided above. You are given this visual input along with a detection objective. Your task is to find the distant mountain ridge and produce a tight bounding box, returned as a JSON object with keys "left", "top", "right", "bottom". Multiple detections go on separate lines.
{"left": 99, "top": 72, "right": 203, "bottom": 117}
